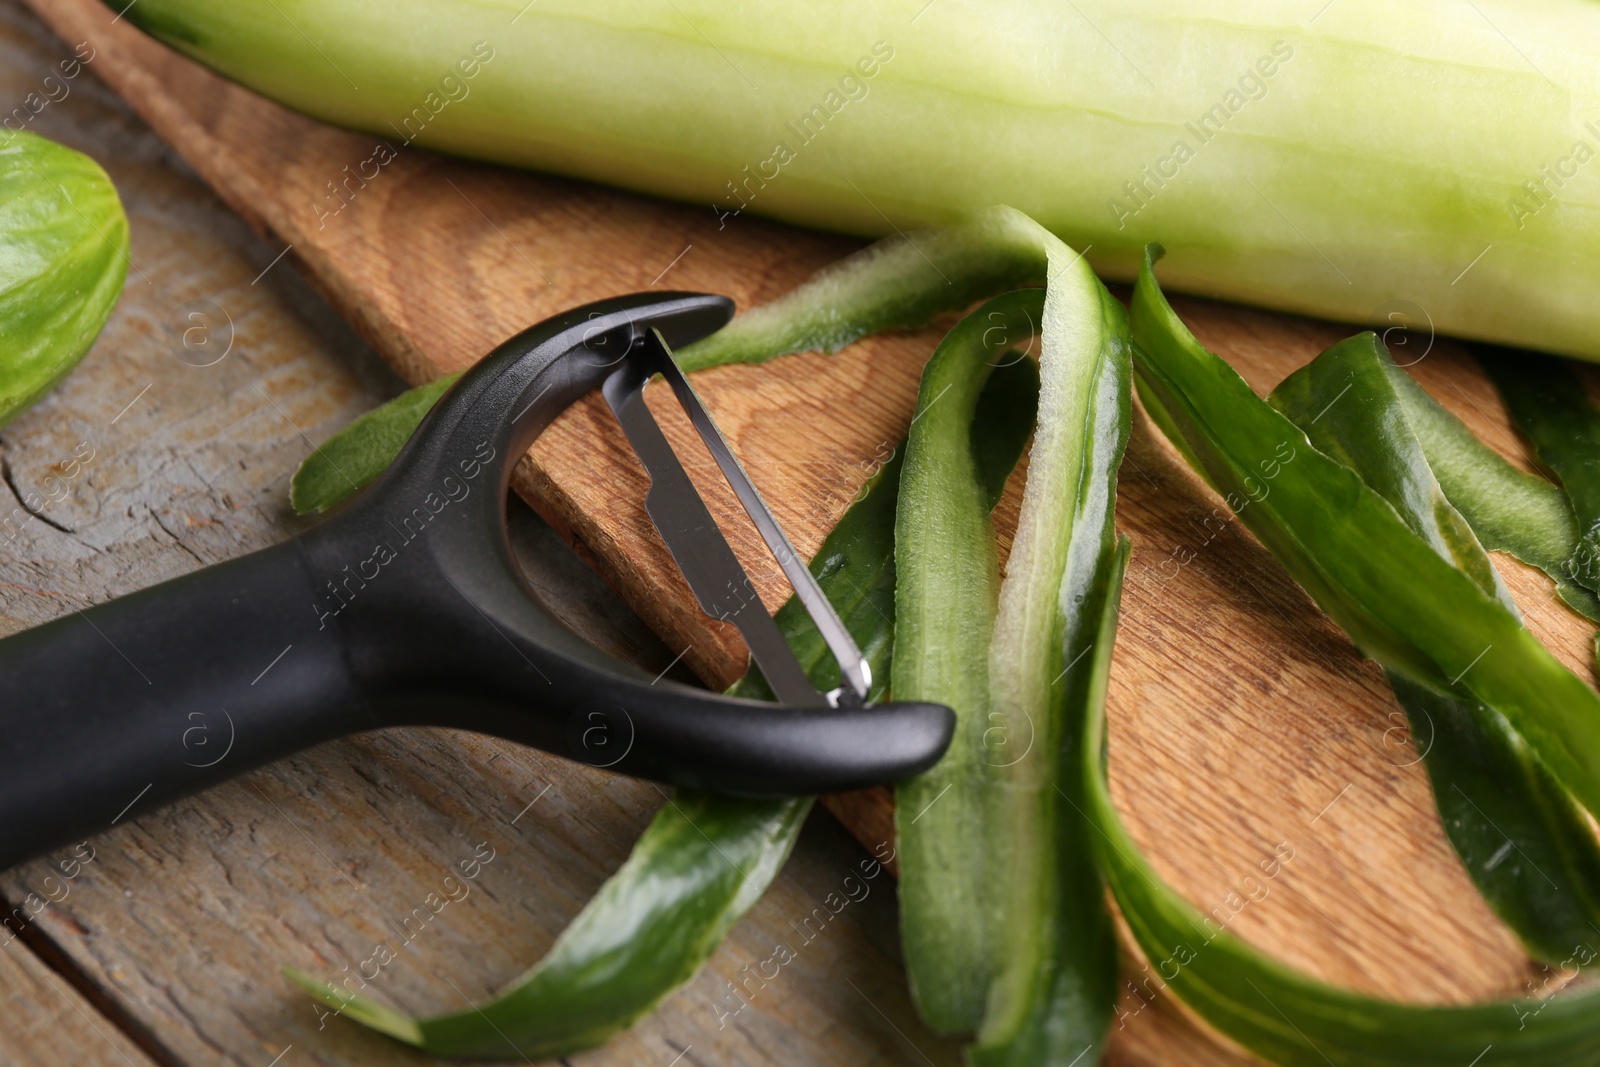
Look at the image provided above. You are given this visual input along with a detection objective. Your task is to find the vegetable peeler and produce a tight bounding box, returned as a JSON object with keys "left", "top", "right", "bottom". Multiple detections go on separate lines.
{"left": 0, "top": 292, "right": 953, "bottom": 871}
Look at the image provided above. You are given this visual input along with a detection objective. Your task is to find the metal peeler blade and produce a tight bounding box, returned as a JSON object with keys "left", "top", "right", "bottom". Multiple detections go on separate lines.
{"left": 602, "top": 328, "right": 870, "bottom": 708}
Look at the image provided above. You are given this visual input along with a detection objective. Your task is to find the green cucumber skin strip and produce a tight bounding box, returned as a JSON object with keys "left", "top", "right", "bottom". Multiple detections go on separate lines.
{"left": 676, "top": 214, "right": 1045, "bottom": 372}
{"left": 1081, "top": 540, "right": 1600, "bottom": 1067}
{"left": 353, "top": 793, "right": 807, "bottom": 1058}
{"left": 1270, "top": 334, "right": 1600, "bottom": 964}
{"left": 397, "top": 447, "right": 928, "bottom": 1057}
{"left": 893, "top": 214, "right": 1127, "bottom": 1056}
{"left": 893, "top": 292, "right": 1040, "bottom": 1031}
{"left": 1129, "top": 247, "right": 1600, "bottom": 824}
{"left": 973, "top": 261, "right": 1130, "bottom": 1063}
{"left": 122, "top": 0, "right": 1600, "bottom": 361}
{"left": 0, "top": 131, "right": 128, "bottom": 426}
{"left": 1386, "top": 671, "right": 1600, "bottom": 966}
{"left": 291, "top": 372, "right": 460, "bottom": 513}
{"left": 1269, "top": 336, "right": 1509, "bottom": 604}
{"left": 1478, "top": 348, "right": 1600, "bottom": 595}
{"left": 290, "top": 793, "right": 807, "bottom": 1057}
{"left": 1380, "top": 358, "right": 1600, "bottom": 622}
{"left": 291, "top": 207, "right": 1054, "bottom": 517}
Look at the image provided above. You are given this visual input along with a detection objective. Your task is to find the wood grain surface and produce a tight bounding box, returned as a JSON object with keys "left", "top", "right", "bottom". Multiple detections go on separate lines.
{"left": 10, "top": 0, "right": 1597, "bottom": 1064}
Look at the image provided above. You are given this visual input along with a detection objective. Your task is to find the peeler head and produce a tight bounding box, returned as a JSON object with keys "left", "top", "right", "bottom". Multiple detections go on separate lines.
{"left": 301, "top": 292, "right": 955, "bottom": 798}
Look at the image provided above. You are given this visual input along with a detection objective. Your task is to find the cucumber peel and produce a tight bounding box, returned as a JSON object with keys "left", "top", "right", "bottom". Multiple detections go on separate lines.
{"left": 1270, "top": 334, "right": 1600, "bottom": 963}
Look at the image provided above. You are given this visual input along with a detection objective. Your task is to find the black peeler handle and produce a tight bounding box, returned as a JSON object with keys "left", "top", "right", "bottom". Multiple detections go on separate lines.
{"left": 0, "top": 539, "right": 358, "bottom": 870}
{"left": 0, "top": 516, "right": 950, "bottom": 873}
{"left": 0, "top": 291, "right": 955, "bottom": 873}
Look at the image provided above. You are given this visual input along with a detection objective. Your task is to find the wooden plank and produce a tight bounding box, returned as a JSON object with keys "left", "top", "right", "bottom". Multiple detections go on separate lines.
{"left": 11, "top": 0, "right": 1597, "bottom": 1063}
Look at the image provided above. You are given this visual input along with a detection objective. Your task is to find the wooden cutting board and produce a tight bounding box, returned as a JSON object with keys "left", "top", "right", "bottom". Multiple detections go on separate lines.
{"left": 30, "top": 0, "right": 1597, "bottom": 1061}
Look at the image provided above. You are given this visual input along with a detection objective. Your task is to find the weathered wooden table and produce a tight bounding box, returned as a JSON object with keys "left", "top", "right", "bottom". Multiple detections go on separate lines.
{"left": 0, "top": 4, "right": 990, "bottom": 1064}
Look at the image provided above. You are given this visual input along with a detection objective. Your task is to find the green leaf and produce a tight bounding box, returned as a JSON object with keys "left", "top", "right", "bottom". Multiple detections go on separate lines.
{"left": 1268, "top": 334, "right": 1600, "bottom": 963}
{"left": 1083, "top": 539, "right": 1600, "bottom": 1067}
{"left": 1129, "top": 246, "right": 1600, "bottom": 826}
{"left": 0, "top": 131, "right": 127, "bottom": 426}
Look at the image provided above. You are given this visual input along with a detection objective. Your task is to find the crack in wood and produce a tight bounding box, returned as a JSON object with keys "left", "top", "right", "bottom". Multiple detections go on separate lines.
{"left": 0, "top": 452, "right": 76, "bottom": 536}
{"left": 0, "top": 890, "right": 186, "bottom": 1067}
{"left": 146, "top": 505, "right": 207, "bottom": 567}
